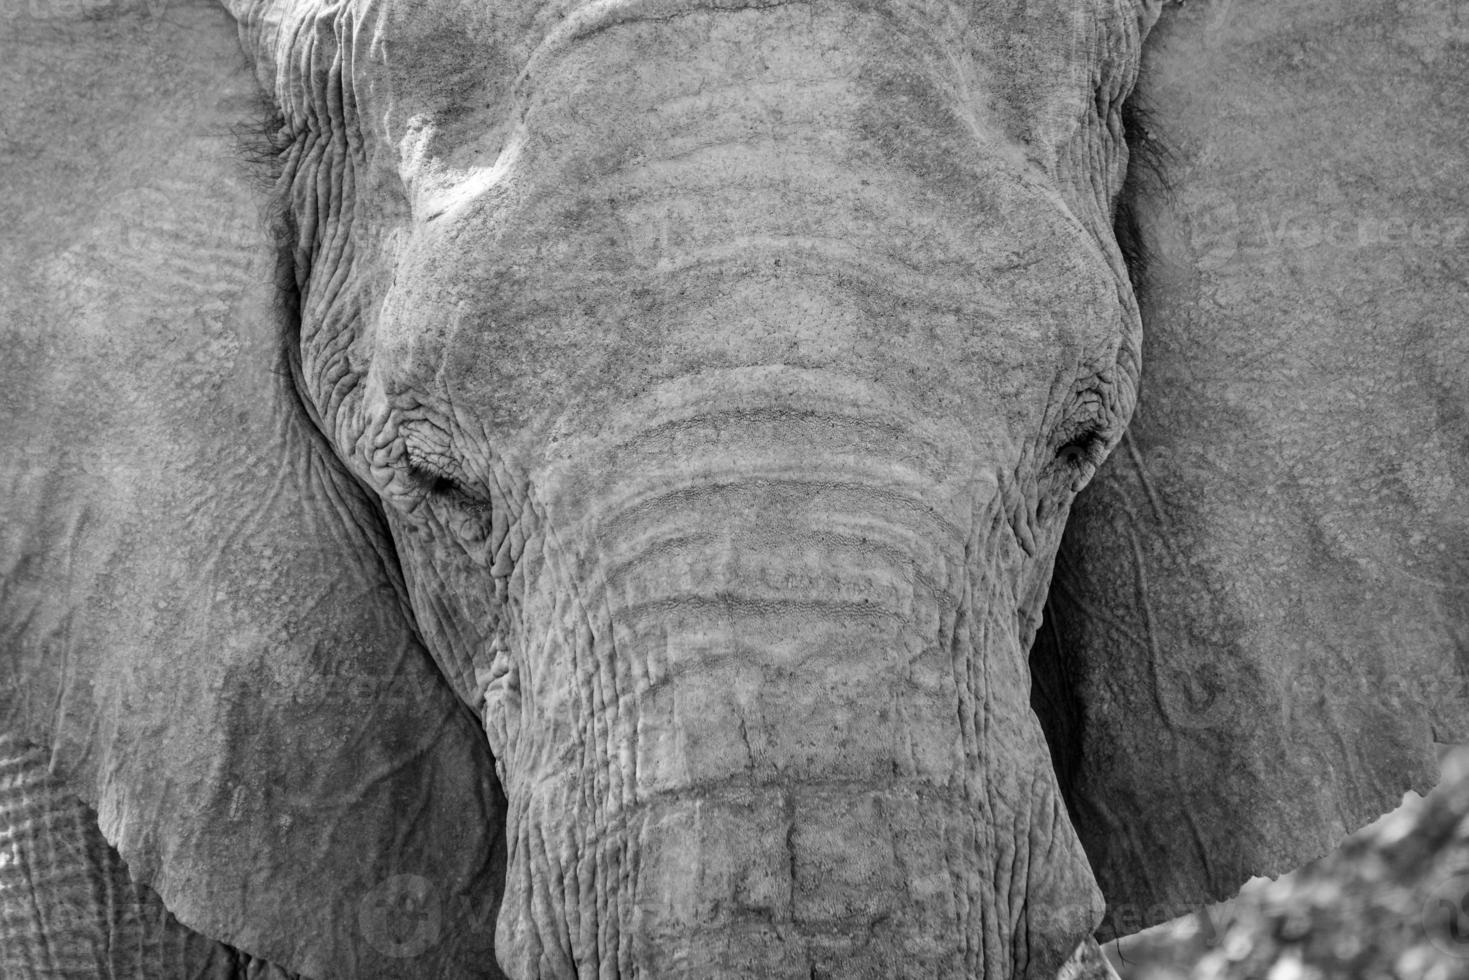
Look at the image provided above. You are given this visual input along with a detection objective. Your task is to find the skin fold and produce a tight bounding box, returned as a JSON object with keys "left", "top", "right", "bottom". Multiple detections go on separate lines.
{"left": 2, "top": 0, "right": 1461, "bottom": 977}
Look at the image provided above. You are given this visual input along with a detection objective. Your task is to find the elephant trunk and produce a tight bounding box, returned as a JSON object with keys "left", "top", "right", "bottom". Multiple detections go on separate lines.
{"left": 481, "top": 370, "right": 1102, "bottom": 979}
{"left": 422, "top": 5, "right": 1122, "bottom": 973}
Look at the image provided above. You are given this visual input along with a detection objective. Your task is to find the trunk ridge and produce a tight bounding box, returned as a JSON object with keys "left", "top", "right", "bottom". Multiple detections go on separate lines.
{"left": 485, "top": 388, "right": 1100, "bottom": 978}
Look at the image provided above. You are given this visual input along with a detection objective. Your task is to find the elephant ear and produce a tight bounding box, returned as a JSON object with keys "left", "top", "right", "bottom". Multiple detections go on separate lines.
{"left": 1036, "top": 0, "right": 1469, "bottom": 938}
{"left": 0, "top": 2, "right": 503, "bottom": 977}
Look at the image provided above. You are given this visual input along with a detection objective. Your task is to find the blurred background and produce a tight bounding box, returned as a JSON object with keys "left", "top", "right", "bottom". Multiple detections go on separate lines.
{"left": 1104, "top": 746, "right": 1469, "bottom": 980}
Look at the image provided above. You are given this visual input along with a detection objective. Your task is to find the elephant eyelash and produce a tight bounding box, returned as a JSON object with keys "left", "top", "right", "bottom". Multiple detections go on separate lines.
{"left": 404, "top": 441, "right": 485, "bottom": 501}
{"left": 233, "top": 93, "right": 319, "bottom": 273}
{"left": 234, "top": 94, "right": 298, "bottom": 199}
{"left": 1056, "top": 431, "right": 1106, "bottom": 470}
{"left": 406, "top": 459, "right": 463, "bottom": 497}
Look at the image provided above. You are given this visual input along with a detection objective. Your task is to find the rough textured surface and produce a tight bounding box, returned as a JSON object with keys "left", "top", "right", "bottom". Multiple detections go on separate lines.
{"left": 222, "top": 0, "right": 1149, "bottom": 974}
{"left": 0, "top": 4, "right": 504, "bottom": 977}
{"left": 1038, "top": 0, "right": 1469, "bottom": 937}
{"left": 0, "top": 735, "right": 300, "bottom": 979}
{"left": 4, "top": 0, "right": 1464, "bottom": 976}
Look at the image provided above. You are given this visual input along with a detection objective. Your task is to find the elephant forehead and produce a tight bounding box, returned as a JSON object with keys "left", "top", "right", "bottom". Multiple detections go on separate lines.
{"left": 325, "top": 0, "right": 1140, "bottom": 454}
{"left": 351, "top": 0, "right": 1147, "bottom": 179}
{"left": 372, "top": 170, "right": 1122, "bottom": 450}
{"left": 362, "top": 0, "right": 1139, "bottom": 79}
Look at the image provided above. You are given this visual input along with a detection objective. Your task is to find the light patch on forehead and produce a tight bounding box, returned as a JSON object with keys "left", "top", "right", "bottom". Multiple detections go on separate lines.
{"left": 400, "top": 116, "right": 530, "bottom": 225}
{"left": 370, "top": 225, "right": 458, "bottom": 389}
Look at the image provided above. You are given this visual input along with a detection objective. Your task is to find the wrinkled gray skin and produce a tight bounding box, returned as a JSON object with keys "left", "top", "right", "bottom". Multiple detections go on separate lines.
{"left": 2, "top": 0, "right": 1155, "bottom": 974}
{"left": 240, "top": 0, "right": 1146, "bottom": 974}
{"left": 6, "top": 0, "right": 1461, "bottom": 977}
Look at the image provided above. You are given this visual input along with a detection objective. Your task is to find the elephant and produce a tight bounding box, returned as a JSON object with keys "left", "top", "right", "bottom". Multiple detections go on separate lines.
{"left": 0, "top": 0, "right": 1464, "bottom": 976}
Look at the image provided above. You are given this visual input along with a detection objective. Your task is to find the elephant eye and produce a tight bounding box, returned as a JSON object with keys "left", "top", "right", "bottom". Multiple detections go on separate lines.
{"left": 400, "top": 455, "right": 493, "bottom": 544}
{"left": 1037, "top": 427, "right": 1109, "bottom": 520}
{"left": 406, "top": 459, "right": 462, "bottom": 498}
{"left": 1056, "top": 430, "right": 1105, "bottom": 470}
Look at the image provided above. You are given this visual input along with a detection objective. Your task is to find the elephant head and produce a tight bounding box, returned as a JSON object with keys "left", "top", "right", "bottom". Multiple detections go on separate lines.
{"left": 1, "top": 0, "right": 1463, "bottom": 977}
{"left": 230, "top": 0, "right": 1154, "bottom": 972}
